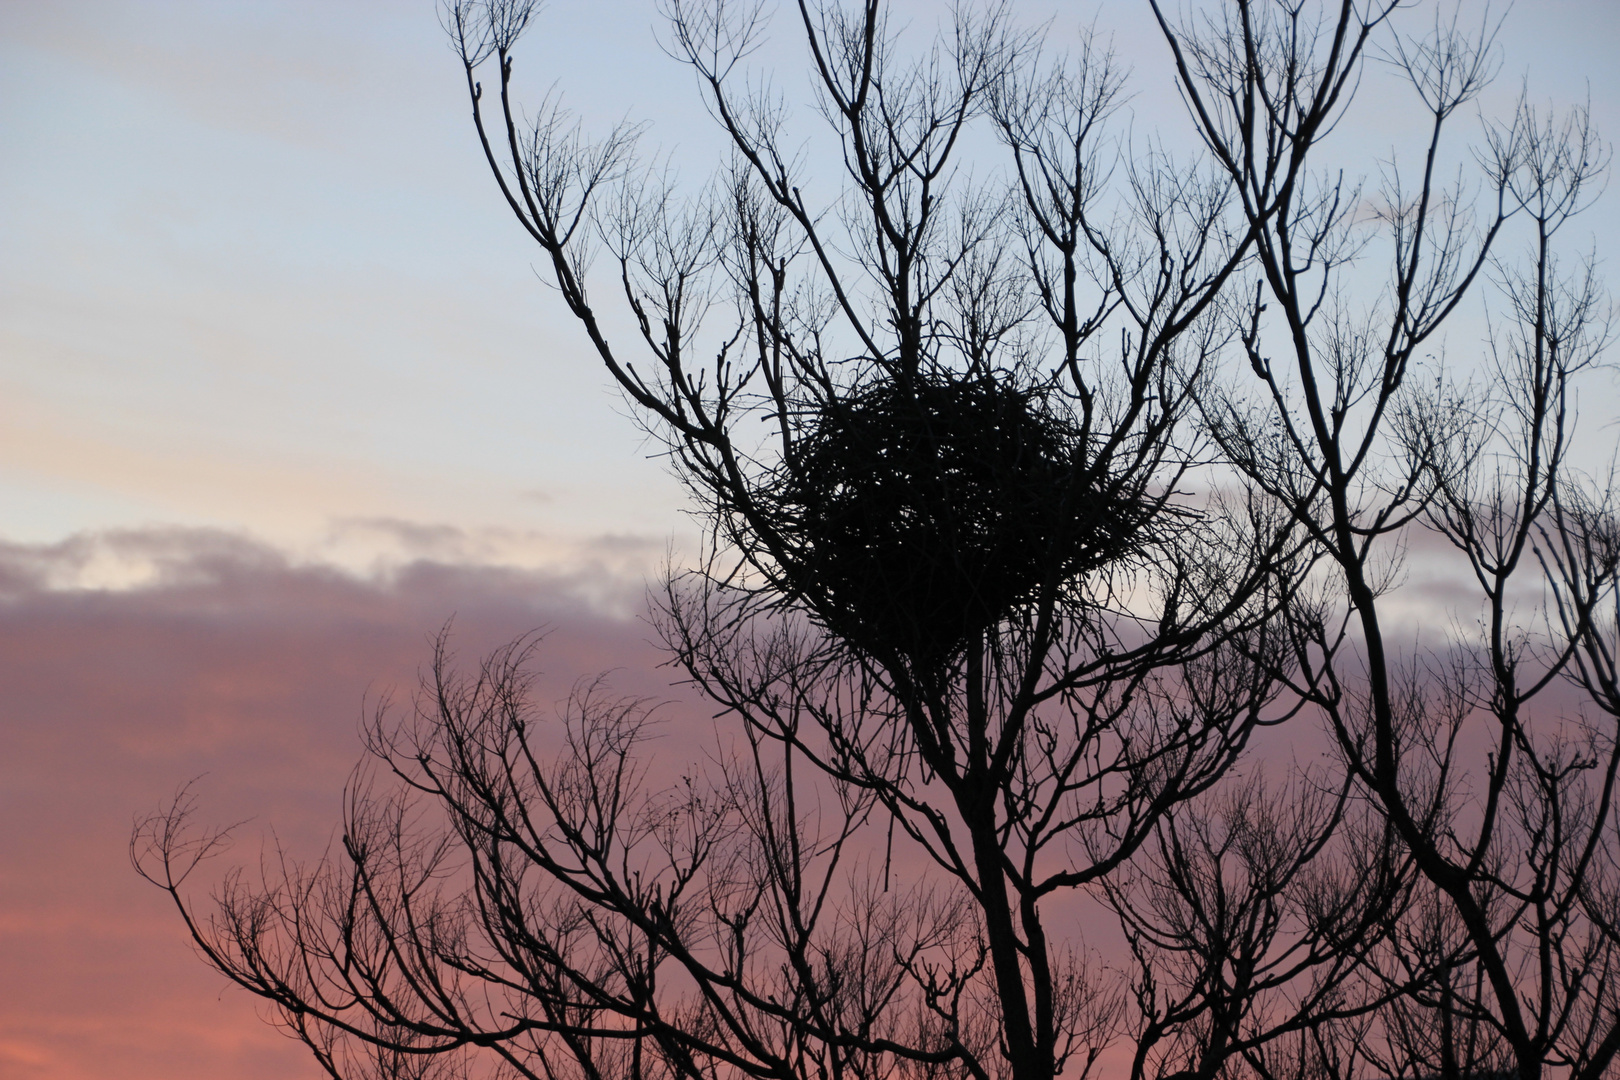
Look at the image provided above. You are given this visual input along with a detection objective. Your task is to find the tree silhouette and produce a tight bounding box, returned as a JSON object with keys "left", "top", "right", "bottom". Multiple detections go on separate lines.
{"left": 135, "top": 4, "right": 1618, "bottom": 1080}
{"left": 1164, "top": 3, "right": 1620, "bottom": 1078}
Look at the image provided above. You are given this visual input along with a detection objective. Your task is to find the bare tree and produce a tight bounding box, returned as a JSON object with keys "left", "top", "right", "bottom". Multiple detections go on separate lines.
{"left": 135, "top": 3, "right": 1615, "bottom": 1080}
{"left": 1157, "top": 2, "right": 1620, "bottom": 1079}
{"left": 139, "top": 636, "right": 1012, "bottom": 1080}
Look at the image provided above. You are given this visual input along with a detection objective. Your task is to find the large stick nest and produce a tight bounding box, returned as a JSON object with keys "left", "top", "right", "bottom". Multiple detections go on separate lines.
{"left": 752, "top": 374, "right": 1153, "bottom": 670}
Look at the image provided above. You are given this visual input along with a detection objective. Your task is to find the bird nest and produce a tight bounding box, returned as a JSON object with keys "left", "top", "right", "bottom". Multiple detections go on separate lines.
{"left": 752, "top": 374, "right": 1148, "bottom": 670}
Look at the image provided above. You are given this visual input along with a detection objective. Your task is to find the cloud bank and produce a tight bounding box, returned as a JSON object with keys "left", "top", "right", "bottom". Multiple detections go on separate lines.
{"left": 0, "top": 527, "right": 696, "bottom": 1080}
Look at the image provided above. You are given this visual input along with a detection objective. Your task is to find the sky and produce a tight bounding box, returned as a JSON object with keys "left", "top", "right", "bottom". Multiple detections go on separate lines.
{"left": 2, "top": 2, "right": 1619, "bottom": 1078}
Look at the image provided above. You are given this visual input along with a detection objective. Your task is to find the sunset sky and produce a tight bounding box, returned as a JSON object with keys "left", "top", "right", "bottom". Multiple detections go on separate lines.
{"left": 3, "top": 2, "right": 1619, "bottom": 1077}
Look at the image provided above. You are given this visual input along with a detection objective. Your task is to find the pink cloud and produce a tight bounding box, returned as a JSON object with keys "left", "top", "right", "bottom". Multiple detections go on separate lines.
{"left": 6, "top": 526, "right": 1571, "bottom": 1079}
{"left": 0, "top": 528, "right": 693, "bottom": 1080}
